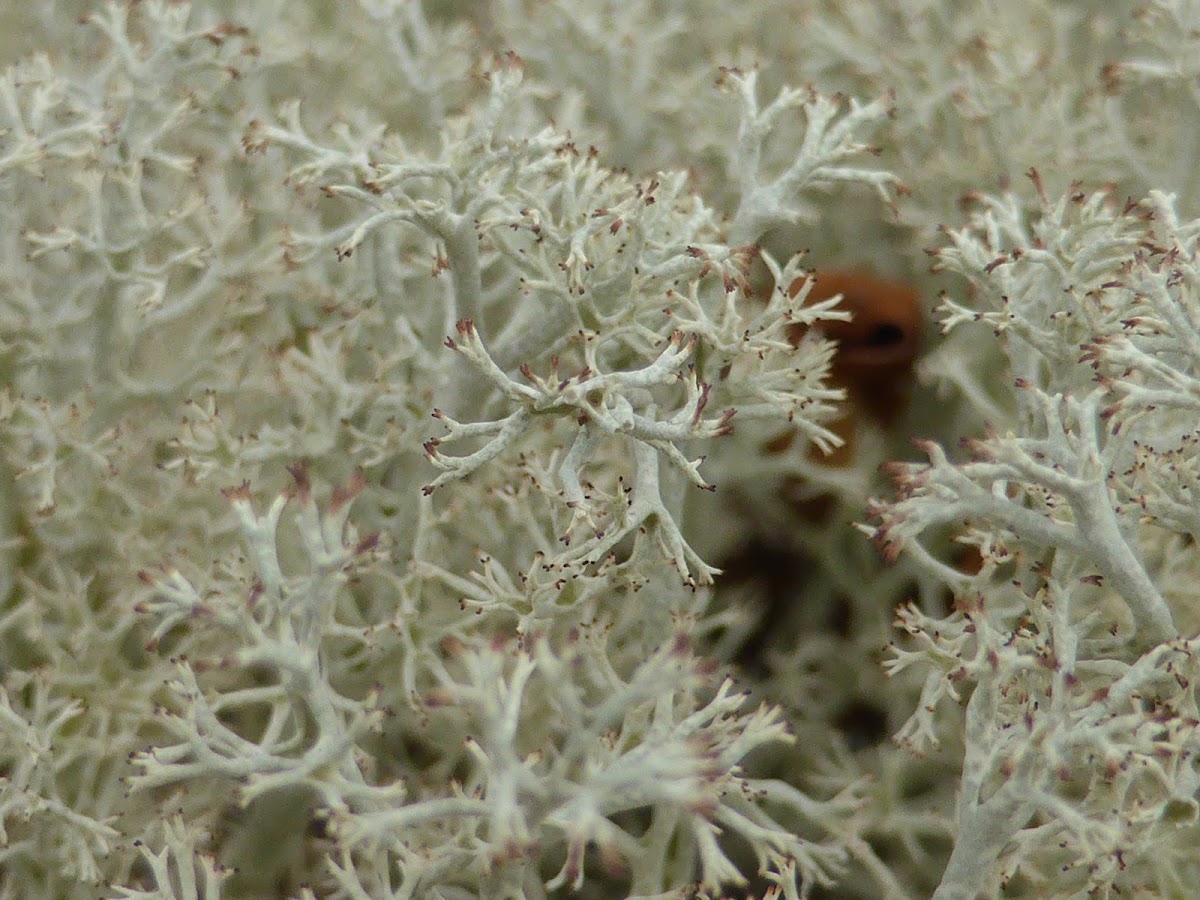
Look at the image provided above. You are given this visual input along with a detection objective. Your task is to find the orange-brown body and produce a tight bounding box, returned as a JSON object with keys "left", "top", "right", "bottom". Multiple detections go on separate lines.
{"left": 763, "top": 270, "right": 921, "bottom": 523}
{"left": 787, "top": 270, "right": 921, "bottom": 425}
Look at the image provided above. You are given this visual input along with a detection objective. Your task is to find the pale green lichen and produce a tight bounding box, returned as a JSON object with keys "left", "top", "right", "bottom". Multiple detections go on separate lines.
{"left": 2, "top": 2, "right": 1200, "bottom": 898}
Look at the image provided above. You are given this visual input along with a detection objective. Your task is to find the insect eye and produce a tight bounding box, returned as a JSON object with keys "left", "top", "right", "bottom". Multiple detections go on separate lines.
{"left": 786, "top": 267, "right": 923, "bottom": 427}
{"left": 863, "top": 322, "right": 904, "bottom": 347}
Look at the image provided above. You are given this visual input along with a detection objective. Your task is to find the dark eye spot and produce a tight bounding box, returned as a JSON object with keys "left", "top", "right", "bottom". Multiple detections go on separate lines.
{"left": 864, "top": 323, "right": 904, "bottom": 347}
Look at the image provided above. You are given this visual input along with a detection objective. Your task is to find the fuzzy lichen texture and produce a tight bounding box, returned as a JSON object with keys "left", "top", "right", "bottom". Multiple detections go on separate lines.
{"left": 873, "top": 186, "right": 1200, "bottom": 898}
{"left": 127, "top": 37, "right": 895, "bottom": 900}
{"left": 0, "top": 1, "right": 904, "bottom": 898}
{"left": 6, "top": 1, "right": 1200, "bottom": 899}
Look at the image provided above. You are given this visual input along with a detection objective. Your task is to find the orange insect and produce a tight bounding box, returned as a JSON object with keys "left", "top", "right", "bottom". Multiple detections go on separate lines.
{"left": 764, "top": 270, "right": 921, "bottom": 523}
{"left": 787, "top": 269, "right": 921, "bottom": 426}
